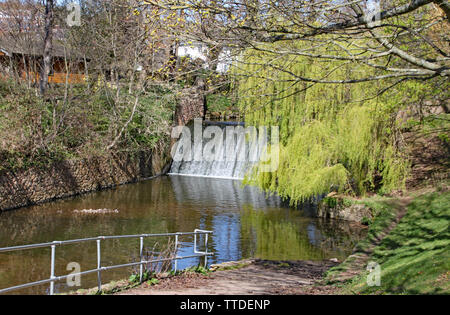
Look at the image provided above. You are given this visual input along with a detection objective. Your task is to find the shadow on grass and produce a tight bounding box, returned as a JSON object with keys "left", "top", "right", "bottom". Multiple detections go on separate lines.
{"left": 358, "top": 192, "right": 449, "bottom": 294}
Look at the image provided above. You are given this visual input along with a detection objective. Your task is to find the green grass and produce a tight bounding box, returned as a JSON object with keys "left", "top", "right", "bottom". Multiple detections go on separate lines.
{"left": 339, "top": 191, "right": 450, "bottom": 294}
{"left": 353, "top": 197, "right": 400, "bottom": 252}
{"left": 206, "top": 94, "right": 232, "bottom": 112}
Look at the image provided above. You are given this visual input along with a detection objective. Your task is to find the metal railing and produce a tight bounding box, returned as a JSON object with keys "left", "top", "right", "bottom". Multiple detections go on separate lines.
{"left": 0, "top": 229, "right": 213, "bottom": 295}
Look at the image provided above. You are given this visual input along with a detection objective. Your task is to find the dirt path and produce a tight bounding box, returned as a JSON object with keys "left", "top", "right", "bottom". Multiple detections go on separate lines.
{"left": 115, "top": 259, "right": 340, "bottom": 295}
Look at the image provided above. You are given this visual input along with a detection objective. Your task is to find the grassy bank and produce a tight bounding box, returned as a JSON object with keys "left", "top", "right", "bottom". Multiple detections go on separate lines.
{"left": 0, "top": 80, "right": 174, "bottom": 172}
{"left": 327, "top": 189, "right": 449, "bottom": 295}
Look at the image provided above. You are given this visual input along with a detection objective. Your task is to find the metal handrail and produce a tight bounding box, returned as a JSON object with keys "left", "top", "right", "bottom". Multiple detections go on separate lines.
{"left": 0, "top": 229, "right": 213, "bottom": 295}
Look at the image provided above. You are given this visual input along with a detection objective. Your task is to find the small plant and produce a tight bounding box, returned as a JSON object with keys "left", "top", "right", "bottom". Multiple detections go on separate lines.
{"left": 438, "top": 133, "right": 449, "bottom": 143}
{"left": 129, "top": 270, "right": 157, "bottom": 284}
{"left": 323, "top": 197, "right": 338, "bottom": 208}
{"left": 361, "top": 216, "right": 372, "bottom": 226}
{"left": 130, "top": 238, "right": 177, "bottom": 283}
{"left": 342, "top": 198, "right": 354, "bottom": 207}
{"left": 147, "top": 278, "right": 159, "bottom": 286}
{"left": 128, "top": 274, "right": 140, "bottom": 283}
{"left": 185, "top": 265, "right": 210, "bottom": 275}
{"left": 278, "top": 262, "right": 290, "bottom": 268}
{"left": 168, "top": 269, "right": 181, "bottom": 276}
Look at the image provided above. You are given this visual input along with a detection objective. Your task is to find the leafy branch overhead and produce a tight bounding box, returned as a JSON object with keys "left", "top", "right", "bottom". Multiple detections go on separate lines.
{"left": 143, "top": 0, "right": 449, "bottom": 83}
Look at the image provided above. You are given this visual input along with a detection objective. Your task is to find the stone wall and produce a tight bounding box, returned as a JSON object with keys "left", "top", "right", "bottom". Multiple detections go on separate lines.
{"left": 174, "top": 83, "right": 205, "bottom": 127}
{"left": 317, "top": 196, "right": 373, "bottom": 224}
{"left": 0, "top": 150, "right": 170, "bottom": 212}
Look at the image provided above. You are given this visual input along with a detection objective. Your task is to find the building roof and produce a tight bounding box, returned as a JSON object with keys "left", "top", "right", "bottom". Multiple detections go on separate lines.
{"left": 0, "top": 34, "right": 82, "bottom": 59}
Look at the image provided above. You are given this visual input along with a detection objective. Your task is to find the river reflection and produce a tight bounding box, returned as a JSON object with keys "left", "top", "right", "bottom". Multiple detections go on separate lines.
{"left": 0, "top": 176, "right": 366, "bottom": 294}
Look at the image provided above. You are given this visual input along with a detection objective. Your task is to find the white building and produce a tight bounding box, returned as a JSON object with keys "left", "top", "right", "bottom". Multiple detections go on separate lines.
{"left": 177, "top": 42, "right": 232, "bottom": 74}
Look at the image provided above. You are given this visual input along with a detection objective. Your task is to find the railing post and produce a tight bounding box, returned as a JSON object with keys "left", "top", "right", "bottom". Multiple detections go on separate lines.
{"left": 96, "top": 239, "right": 102, "bottom": 293}
{"left": 174, "top": 233, "right": 179, "bottom": 272}
{"left": 204, "top": 233, "right": 209, "bottom": 268}
{"left": 49, "top": 243, "right": 56, "bottom": 295}
{"left": 139, "top": 236, "right": 144, "bottom": 283}
{"left": 194, "top": 231, "right": 197, "bottom": 253}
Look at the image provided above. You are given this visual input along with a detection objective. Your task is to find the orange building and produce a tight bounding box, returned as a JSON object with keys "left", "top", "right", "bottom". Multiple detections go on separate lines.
{"left": 0, "top": 36, "right": 86, "bottom": 85}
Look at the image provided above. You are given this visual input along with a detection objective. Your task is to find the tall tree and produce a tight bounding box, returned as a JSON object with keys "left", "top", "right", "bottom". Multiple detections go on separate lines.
{"left": 39, "top": 0, "right": 54, "bottom": 95}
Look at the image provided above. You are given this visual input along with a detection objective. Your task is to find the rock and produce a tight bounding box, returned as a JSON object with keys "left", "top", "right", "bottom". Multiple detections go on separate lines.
{"left": 317, "top": 199, "right": 373, "bottom": 224}
{"left": 209, "top": 259, "right": 255, "bottom": 271}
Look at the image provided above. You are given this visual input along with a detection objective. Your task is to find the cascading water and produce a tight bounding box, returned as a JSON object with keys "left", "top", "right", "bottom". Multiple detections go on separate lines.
{"left": 169, "top": 119, "right": 267, "bottom": 180}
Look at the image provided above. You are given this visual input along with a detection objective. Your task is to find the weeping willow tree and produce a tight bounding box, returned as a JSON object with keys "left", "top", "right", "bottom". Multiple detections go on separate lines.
{"left": 233, "top": 40, "right": 420, "bottom": 205}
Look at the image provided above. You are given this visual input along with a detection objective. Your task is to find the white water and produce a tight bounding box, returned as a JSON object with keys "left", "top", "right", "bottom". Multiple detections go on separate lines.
{"left": 169, "top": 121, "right": 262, "bottom": 180}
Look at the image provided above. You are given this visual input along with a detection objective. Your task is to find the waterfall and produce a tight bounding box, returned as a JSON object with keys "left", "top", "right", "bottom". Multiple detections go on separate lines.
{"left": 168, "top": 120, "right": 265, "bottom": 180}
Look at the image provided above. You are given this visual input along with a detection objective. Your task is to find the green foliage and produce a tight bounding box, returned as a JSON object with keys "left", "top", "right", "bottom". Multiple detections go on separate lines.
{"left": 125, "top": 89, "right": 175, "bottom": 151}
{"left": 185, "top": 265, "right": 210, "bottom": 275}
{"left": 411, "top": 113, "right": 450, "bottom": 141}
{"left": 323, "top": 197, "right": 338, "bottom": 208}
{"left": 206, "top": 93, "right": 234, "bottom": 114}
{"left": 342, "top": 198, "right": 354, "bottom": 207}
{"left": 128, "top": 273, "right": 140, "bottom": 283}
{"left": 129, "top": 270, "right": 157, "bottom": 284}
{"left": 147, "top": 278, "right": 159, "bottom": 286}
{"left": 361, "top": 216, "right": 372, "bottom": 226}
{"left": 438, "top": 133, "right": 449, "bottom": 143}
{"left": 0, "top": 81, "right": 174, "bottom": 171}
{"left": 234, "top": 41, "right": 414, "bottom": 203}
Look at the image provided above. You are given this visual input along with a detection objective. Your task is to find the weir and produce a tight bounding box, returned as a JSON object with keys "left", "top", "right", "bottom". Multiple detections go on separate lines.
{"left": 168, "top": 120, "right": 266, "bottom": 180}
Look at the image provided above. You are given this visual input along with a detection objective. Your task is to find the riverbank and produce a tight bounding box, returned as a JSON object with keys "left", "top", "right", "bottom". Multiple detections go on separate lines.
{"left": 0, "top": 150, "right": 171, "bottom": 212}
{"left": 328, "top": 188, "right": 449, "bottom": 294}
{"left": 69, "top": 186, "right": 448, "bottom": 295}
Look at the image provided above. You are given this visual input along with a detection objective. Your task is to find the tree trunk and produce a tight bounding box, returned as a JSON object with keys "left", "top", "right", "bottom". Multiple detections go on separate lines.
{"left": 39, "top": 0, "right": 54, "bottom": 96}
